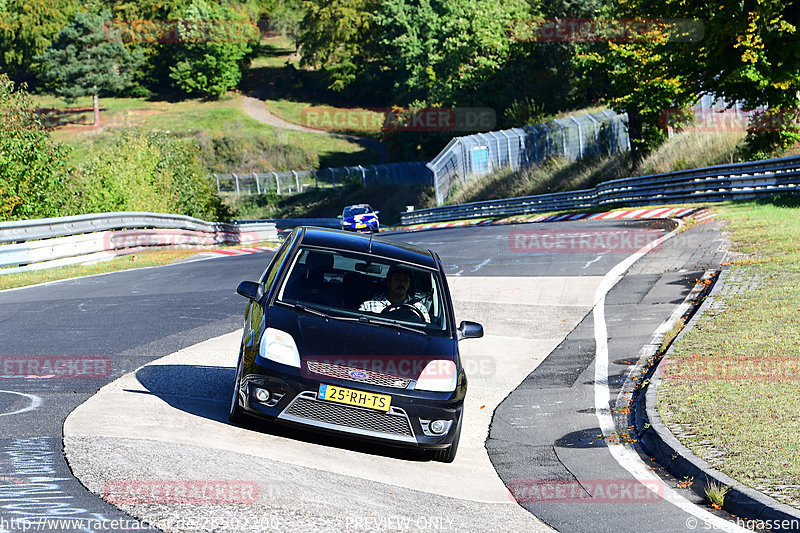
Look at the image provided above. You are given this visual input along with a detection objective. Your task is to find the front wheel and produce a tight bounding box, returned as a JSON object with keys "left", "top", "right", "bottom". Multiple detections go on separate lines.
{"left": 427, "top": 415, "right": 462, "bottom": 463}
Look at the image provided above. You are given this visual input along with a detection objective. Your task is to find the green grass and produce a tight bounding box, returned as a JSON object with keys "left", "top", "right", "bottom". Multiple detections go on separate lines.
{"left": 658, "top": 196, "right": 800, "bottom": 508}
{"left": 1, "top": 249, "right": 210, "bottom": 291}
{"left": 32, "top": 93, "right": 374, "bottom": 170}
{"left": 638, "top": 131, "right": 747, "bottom": 175}
{"left": 447, "top": 153, "right": 633, "bottom": 205}
{"left": 242, "top": 35, "right": 386, "bottom": 139}
{"left": 0, "top": 242, "right": 280, "bottom": 291}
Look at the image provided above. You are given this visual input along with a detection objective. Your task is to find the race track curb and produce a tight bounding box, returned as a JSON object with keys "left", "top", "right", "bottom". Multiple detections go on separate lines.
{"left": 638, "top": 269, "right": 800, "bottom": 531}
{"left": 397, "top": 207, "right": 716, "bottom": 233}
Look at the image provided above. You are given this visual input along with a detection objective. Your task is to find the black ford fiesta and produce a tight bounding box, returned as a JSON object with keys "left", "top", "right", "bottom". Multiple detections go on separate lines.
{"left": 230, "top": 226, "right": 483, "bottom": 462}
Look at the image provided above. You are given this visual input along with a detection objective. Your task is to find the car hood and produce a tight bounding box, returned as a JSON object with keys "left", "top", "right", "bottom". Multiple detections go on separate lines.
{"left": 268, "top": 305, "right": 455, "bottom": 378}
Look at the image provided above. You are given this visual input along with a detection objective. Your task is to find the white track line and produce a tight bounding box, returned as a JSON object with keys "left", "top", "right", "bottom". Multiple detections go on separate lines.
{"left": 0, "top": 390, "right": 42, "bottom": 417}
{"left": 592, "top": 222, "right": 747, "bottom": 532}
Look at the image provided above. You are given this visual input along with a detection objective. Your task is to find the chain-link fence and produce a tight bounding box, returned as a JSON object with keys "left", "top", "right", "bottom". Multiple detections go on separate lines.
{"left": 214, "top": 161, "right": 432, "bottom": 196}
{"left": 428, "top": 110, "right": 630, "bottom": 205}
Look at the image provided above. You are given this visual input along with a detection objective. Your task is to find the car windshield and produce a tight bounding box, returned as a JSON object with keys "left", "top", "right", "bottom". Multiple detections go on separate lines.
{"left": 343, "top": 206, "right": 371, "bottom": 217}
{"left": 277, "top": 247, "right": 448, "bottom": 333}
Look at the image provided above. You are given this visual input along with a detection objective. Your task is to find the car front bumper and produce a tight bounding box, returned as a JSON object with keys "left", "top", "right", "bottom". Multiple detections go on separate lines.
{"left": 237, "top": 367, "right": 463, "bottom": 450}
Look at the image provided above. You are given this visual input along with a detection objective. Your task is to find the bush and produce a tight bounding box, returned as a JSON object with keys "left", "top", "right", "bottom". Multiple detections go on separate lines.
{"left": 743, "top": 109, "right": 800, "bottom": 160}
{"left": 194, "top": 131, "right": 317, "bottom": 173}
{"left": 168, "top": 0, "right": 259, "bottom": 98}
{"left": 0, "top": 75, "right": 70, "bottom": 221}
{"left": 66, "top": 131, "right": 226, "bottom": 221}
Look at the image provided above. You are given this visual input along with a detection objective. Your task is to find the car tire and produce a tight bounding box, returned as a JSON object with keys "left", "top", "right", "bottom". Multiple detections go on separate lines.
{"left": 229, "top": 350, "right": 247, "bottom": 424}
{"left": 427, "top": 414, "right": 462, "bottom": 463}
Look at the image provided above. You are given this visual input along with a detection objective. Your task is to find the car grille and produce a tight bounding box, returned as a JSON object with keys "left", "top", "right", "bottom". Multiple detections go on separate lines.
{"left": 305, "top": 360, "right": 411, "bottom": 389}
{"left": 281, "top": 393, "right": 414, "bottom": 438}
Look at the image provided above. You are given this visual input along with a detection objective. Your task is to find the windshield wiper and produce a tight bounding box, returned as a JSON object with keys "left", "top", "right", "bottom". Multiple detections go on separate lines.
{"left": 280, "top": 301, "right": 332, "bottom": 318}
{"left": 358, "top": 315, "right": 426, "bottom": 335}
{"left": 281, "top": 301, "right": 366, "bottom": 324}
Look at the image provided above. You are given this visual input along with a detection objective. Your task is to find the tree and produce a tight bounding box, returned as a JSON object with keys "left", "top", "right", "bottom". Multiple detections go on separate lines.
{"left": 0, "top": 0, "right": 81, "bottom": 82}
{"left": 37, "top": 10, "right": 142, "bottom": 126}
{"left": 656, "top": 0, "right": 800, "bottom": 152}
{"left": 588, "top": 0, "right": 800, "bottom": 157}
{"left": 371, "top": 0, "right": 530, "bottom": 106}
{"left": 0, "top": 75, "right": 69, "bottom": 221}
{"left": 168, "top": 0, "right": 259, "bottom": 98}
{"left": 297, "top": 0, "right": 375, "bottom": 92}
{"left": 68, "top": 131, "right": 224, "bottom": 220}
{"left": 572, "top": 15, "right": 697, "bottom": 162}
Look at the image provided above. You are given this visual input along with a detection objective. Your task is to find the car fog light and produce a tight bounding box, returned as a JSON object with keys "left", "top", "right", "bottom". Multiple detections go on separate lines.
{"left": 430, "top": 420, "right": 447, "bottom": 435}
{"left": 254, "top": 387, "right": 271, "bottom": 403}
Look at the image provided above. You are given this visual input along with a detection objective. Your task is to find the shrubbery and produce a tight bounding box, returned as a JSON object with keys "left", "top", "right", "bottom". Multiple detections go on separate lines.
{"left": 0, "top": 77, "right": 227, "bottom": 222}
{"left": 195, "top": 131, "right": 317, "bottom": 173}
{"left": 0, "top": 75, "right": 70, "bottom": 220}
{"left": 65, "top": 132, "right": 225, "bottom": 221}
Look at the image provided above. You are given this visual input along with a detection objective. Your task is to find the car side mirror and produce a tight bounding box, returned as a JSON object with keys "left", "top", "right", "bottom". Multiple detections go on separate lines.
{"left": 374, "top": 210, "right": 380, "bottom": 214}
{"left": 337, "top": 215, "right": 343, "bottom": 219}
{"left": 237, "top": 281, "right": 264, "bottom": 301}
{"left": 457, "top": 321, "right": 483, "bottom": 340}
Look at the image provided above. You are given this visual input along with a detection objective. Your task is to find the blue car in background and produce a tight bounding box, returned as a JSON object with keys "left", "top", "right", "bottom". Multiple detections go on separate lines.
{"left": 339, "top": 204, "right": 380, "bottom": 232}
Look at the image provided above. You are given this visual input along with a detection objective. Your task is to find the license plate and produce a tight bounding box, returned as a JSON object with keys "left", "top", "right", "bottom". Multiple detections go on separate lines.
{"left": 356, "top": 223, "right": 367, "bottom": 228}
{"left": 318, "top": 384, "right": 391, "bottom": 412}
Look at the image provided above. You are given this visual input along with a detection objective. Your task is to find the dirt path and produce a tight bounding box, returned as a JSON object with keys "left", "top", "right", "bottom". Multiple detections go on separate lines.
{"left": 241, "top": 95, "right": 389, "bottom": 163}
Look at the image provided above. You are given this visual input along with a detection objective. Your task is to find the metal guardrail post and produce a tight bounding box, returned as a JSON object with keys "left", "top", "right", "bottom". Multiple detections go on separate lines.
{"left": 358, "top": 165, "right": 365, "bottom": 186}
{"left": 569, "top": 116, "right": 583, "bottom": 159}
{"left": 214, "top": 174, "right": 220, "bottom": 194}
{"left": 254, "top": 172, "right": 261, "bottom": 195}
{"left": 273, "top": 172, "right": 280, "bottom": 195}
{"left": 553, "top": 119, "right": 568, "bottom": 158}
{"left": 586, "top": 114, "right": 600, "bottom": 155}
{"left": 600, "top": 110, "right": 616, "bottom": 153}
{"left": 331, "top": 168, "right": 336, "bottom": 188}
{"left": 500, "top": 130, "right": 514, "bottom": 169}
{"left": 293, "top": 170, "right": 300, "bottom": 192}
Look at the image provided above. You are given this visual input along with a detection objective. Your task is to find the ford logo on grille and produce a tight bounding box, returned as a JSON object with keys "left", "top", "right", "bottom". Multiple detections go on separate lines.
{"left": 349, "top": 370, "right": 368, "bottom": 380}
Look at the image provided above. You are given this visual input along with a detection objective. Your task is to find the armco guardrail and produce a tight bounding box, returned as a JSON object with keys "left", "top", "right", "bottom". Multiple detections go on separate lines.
{"left": 401, "top": 154, "right": 800, "bottom": 225}
{"left": 0, "top": 212, "right": 277, "bottom": 274}
{"left": 241, "top": 218, "right": 340, "bottom": 229}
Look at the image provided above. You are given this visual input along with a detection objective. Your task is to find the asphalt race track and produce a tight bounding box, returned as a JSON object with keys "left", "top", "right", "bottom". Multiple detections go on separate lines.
{"left": 0, "top": 220, "right": 741, "bottom": 532}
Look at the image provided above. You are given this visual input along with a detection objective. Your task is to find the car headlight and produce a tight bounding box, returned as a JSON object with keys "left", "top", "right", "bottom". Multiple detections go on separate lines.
{"left": 259, "top": 328, "right": 301, "bottom": 368}
{"left": 415, "top": 360, "right": 457, "bottom": 392}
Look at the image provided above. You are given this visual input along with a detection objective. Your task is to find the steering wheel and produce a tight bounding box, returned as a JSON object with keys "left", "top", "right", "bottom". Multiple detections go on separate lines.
{"left": 380, "top": 303, "right": 426, "bottom": 322}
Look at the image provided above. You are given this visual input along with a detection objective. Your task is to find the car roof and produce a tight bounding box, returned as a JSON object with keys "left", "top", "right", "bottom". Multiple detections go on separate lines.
{"left": 343, "top": 204, "right": 372, "bottom": 210}
{"left": 295, "top": 227, "right": 437, "bottom": 269}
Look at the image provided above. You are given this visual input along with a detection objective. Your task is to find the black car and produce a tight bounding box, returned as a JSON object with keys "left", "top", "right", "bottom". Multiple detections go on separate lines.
{"left": 230, "top": 226, "right": 483, "bottom": 462}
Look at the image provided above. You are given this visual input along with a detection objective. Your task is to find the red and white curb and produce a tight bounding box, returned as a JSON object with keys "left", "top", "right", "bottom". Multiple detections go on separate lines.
{"left": 400, "top": 207, "right": 717, "bottom": 233}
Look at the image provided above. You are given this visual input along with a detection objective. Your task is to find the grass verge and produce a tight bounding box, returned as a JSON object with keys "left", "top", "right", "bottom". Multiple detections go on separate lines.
{"left": 32, "top": 93, "right": 373, "bottom": 171}
{"left": 0, "top": 244, "right": 276, "bottom": 291}
{"left": 658, "top": 195, "right": 800, "bottom": 509}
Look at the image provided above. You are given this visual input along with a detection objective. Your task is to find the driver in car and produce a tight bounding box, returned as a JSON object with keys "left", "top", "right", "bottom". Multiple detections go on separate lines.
{"left": 359, "top": 265, "right": 430, "bottom": 322}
